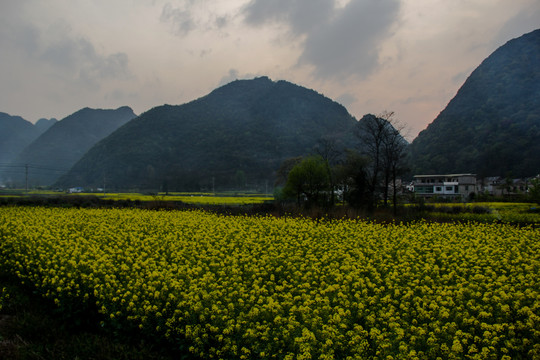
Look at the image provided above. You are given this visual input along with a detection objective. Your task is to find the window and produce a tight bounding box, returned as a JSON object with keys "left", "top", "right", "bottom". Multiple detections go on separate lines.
{"left": 446, "top": 186, "right": 453, "bottom": 191}
{"left": 436, "top": 186, "right": 442, "bottom": 192}
{"left": 415, "top": 186, "right": 433, "bottom": 194}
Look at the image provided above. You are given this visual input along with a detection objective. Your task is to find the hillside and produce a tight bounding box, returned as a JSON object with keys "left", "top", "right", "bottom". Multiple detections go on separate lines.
{"left": 56, "top": 77, "right": 358, "bottom": 191}
{"left": 409, "top": 29, "right": 540, "bottom": 178}
{"left": 0, "top": 113, "right": 44, "bottom": 166}
{"left": 7, "top": 107, "right": 136, "bottom": 186}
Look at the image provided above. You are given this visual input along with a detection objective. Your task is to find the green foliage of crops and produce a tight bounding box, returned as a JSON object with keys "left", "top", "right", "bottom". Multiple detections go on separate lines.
{"left": 0, "top": 207, "right": 539, "bottom": 359}
{"left": 409, "top": 202, "right": 540, "bottom": 224}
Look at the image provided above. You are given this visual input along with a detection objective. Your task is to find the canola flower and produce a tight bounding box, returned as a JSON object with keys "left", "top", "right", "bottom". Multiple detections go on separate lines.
{"left": 0, "top": 286, "right": 8, "bottom": 312}
{"left": 0, "top": 207, "right": 539, "bottom": 359}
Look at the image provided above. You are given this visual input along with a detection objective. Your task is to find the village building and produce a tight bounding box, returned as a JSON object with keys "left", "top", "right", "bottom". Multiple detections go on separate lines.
{"left": 412, "top": 173, "right": 477, "bottom": 200}
{"left": 477, "top": 176, "right": 537, "bottom": 197}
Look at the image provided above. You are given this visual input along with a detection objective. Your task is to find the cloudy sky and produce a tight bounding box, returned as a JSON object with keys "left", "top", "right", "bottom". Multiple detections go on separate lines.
{"left": 1, "top": 0, "right": 538, "bottom": 138}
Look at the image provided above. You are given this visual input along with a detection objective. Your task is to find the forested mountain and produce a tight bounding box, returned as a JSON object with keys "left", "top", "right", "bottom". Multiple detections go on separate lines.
{"left": 0, "top": 113, "right": 44, "bottom": 166}
{"left": 56, "top": 77, "right": 358, "bottom": 191}
{"left": 6, "top": 107, "right": 136, "bottom": 186}
{"left": 409, "top": 29, "right": 540, "bottom": 178}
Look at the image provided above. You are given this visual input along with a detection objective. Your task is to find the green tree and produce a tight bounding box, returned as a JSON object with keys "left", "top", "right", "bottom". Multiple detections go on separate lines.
{"left": 315, "top": 137, "right": 342, "bottom": 206}
{"left": 334, "top": 150, "right": 371, "bottom": 209}
{"left": 283, "top": 155, "right": 330, "bottom": 207}
{"left": 275, "top": 157, "right": 303, "bottom": 187}
{"left": 528, "top": 177, "right": 540, "bottom": 204}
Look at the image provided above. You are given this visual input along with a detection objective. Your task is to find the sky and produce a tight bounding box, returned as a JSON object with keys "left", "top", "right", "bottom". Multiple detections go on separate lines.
{"left": 1, "top": 0, "right": 538, "bottom": 138}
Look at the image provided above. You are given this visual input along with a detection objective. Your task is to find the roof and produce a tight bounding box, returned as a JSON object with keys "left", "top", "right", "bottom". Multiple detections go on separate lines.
{"left": 413, "top": 173, "right": 476, "bottom": 178}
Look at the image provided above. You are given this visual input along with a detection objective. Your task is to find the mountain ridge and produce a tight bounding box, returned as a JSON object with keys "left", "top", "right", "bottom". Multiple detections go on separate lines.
{"left": 4, "top": 106, "right": 136, "bottom": 186}
{"left": 409, "top": 28, "right": 540, "bottom": 178}
{"left": 0, "top": 112, "right": 47, "bottom": 166}
{"left": 55, "top": 77, "right": 358, "bottom": 191}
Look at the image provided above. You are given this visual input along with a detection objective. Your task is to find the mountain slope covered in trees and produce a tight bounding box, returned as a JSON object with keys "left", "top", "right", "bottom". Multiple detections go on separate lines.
{"left": 7, "top": 107, "right": 136, "bottom": 186}
{"left": 56, "top": 77, "right": 358, "bottom": 191}
{"left": 409, "top": 28, "right": 540, "bottom": 178}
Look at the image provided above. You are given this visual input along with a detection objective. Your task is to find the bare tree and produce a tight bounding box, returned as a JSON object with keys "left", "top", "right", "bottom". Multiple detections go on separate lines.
{"left": 355, "top": 111, "right": 409, "bottom": 212}
{"left": 380, "top": 113, "right": 409, "bottom": 214}
{"left": 355, "top": 113, "right": 391, "bottom": 211}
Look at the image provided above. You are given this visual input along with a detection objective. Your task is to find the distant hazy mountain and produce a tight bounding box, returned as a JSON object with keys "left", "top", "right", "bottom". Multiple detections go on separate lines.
{"left": 409, "top": 29, "right": 540, "bottom": 178}
{"left": 56, "top": 77, "right": 358, "bottom": 191}
{"left": 34, "top": 118, "right": 58, "bottom": 132}
{"left": 0, "top": 113, "right": 44, "bottom": 166}
{"left": 8, "top": 107, "right": 136, "bottom": 186}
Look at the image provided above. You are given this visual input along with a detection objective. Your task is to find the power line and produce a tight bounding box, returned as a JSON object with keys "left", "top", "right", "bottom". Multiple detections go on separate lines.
{"left": 0, "top": 163, "right": 71, "bottom": 191}
{"left": 0, "top": 163, "right": 69, "bottom": 173}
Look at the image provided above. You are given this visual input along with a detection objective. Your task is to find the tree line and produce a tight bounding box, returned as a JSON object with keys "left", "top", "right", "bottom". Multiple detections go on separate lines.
{"left": 275, "top": 112, "right": 409, "bottom": 213}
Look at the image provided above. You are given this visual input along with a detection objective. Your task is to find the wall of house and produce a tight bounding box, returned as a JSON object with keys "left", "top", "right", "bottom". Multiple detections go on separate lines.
{"left": 413, "top": 174, "right": 477, "bottom": 199}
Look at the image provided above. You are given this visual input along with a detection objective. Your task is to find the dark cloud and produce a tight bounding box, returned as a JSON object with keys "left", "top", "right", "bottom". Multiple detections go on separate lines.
{"left": 244, "top": 0, "right": 401, "bottom": 79}
{"left": 160, "top": 1, "right": 232, "bottom": 36}
{"left": 39, "top": 28, "right": 130, "bottom": 90}
{"left": 215, "top": 16, "right": 228, "bottom": 29}
{"left": 244, "top": 0, "right": 334, "bottom": 35}
{"left": 2, "top": 14, "right": 131, "bottom": 92}
{"left": 160, "top": 2, "right": 196, "bottom": 36}
{"left": 302, "top": 0, "right": 401, "bottom": 79}
{"left": 0, "top": 2, "right": 40, "bottom": 56}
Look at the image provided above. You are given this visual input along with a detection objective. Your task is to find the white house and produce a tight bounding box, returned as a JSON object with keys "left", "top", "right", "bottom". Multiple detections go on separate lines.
{"left": 412, "top": 174, "right": 477, "bottom": 200}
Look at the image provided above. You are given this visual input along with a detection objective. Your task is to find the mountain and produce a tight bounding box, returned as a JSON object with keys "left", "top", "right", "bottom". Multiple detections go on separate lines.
{"left": 34, "top": 118, "right": 58, "bottom": 132}
{"left": 7, "top": 106, "right": 136, "bottom": 186}
{"left": 409, "top": 29, "right": 540, "bottom": 178}
{"left": 0, "top": 113, "right": 44, "bottom": 167}
{"left": 56, "top": 77, "right": 358, "bottom": 191}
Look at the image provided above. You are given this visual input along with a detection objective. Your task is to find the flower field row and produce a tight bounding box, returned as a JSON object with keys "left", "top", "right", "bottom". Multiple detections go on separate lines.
{"left": 99, "top": 192, "right": 273, "bottom": 205}
{"left": 0, "top": 207, "right": 539, "bottom": 359}
{"left": 407, "top": 202, "right": 540, "bottom": 224}
{"left": 0, "top": 191, "right": 273, "bottom": 205}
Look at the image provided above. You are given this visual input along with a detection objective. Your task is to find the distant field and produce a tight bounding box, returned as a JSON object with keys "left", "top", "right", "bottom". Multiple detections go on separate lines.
{"left": 102, "top": 192, "right": 273, "bottom": 205}
{"left": 408, "top": 202, "right": 540, "bottom": 224}
{"left": 1, "top": 190, "right": 538, "bottom": 224}
{"left": 0, "top": 191, "right": 274, "bottom": 205}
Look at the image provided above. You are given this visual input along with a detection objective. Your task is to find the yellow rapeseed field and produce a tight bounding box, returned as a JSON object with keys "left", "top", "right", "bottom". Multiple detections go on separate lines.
{"left": 0, "top": 207, "right": 538, "bottom": 359}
